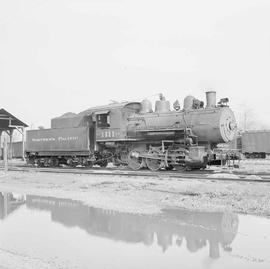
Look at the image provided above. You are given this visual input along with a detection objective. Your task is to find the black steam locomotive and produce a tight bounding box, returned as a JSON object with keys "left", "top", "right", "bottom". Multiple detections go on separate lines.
{"left": 26, "top": 91, "right": 237, "bottom": 170}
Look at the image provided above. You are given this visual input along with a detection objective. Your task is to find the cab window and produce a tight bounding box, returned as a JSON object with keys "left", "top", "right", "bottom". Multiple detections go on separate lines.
{"left": 97, "top": 113, "right": 110, "bottom": 128}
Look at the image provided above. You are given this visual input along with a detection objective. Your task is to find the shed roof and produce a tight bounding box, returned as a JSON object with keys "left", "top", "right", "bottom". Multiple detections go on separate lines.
{"left": 0, "top": 108, "right": 28, "bottom": 130}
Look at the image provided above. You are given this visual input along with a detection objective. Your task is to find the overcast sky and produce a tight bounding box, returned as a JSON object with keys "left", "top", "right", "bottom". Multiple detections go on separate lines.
{"left": 1, "top": 0, "right": 270, "bottom": 129}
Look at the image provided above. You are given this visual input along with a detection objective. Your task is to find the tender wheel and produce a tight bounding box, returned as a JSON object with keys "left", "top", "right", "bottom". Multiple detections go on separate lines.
{"left": 83, "top": 159, "right": 93, "bottom": 168}
{"left": 165, "top": 164, "right": 174, "bottom": 171}
{"left": 128, "top": 150, "right": 143, "bottom": 170}
{"left": 99, "top": 160, "right": 108, "bottom": 168}
{"left": 67, "top": 158, "right": 76, "bottom": 167}
{"left": 86, "top": 162, "right": 93, "bottom": 168}
{"left": 49, "top": 157, "right": 59, "bottom": 167}
{"left": 36, "top": 159, "right": 44, "bottom": 167}
{"left": 34, "top": 158, "right": 39, "bottom": 167}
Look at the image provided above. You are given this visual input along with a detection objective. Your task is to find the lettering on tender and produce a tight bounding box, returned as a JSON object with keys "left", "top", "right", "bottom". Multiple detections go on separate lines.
{"left": 32, "top": 136, "right": 79, "bottom": 142}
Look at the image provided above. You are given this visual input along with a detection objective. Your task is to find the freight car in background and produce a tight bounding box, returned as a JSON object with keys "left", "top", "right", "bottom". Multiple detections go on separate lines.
{"left": 241, "top": 130, "right": 270, "bottom": 158}
{"left": 8, "top": 141, "right": 24, "bottom": 158}
{"left": 0, "top": 141, "right": 24, "bottom": 159}
{"left": 25, "top": 91, "right": 238, "bottom": 170}
{"left": 225, "top": 130, "right": 270, "bottom": 159}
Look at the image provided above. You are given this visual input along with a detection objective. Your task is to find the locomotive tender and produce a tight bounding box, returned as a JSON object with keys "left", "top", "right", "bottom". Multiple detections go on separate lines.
{"left": 26, "top": 91, "right": 237, "bottom": 170}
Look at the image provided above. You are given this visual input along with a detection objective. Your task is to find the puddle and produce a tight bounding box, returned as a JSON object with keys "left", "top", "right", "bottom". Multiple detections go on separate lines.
{"left": 0, "top": 192, "right": 269, "bottom": 269}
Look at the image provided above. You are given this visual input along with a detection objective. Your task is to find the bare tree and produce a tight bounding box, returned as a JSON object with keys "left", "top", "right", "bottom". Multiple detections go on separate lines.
{"left": 242, "top": 107, "right": 255, "bottom": 131}
{"left": 236, "top": 104, "right": 268, "bottom": 131}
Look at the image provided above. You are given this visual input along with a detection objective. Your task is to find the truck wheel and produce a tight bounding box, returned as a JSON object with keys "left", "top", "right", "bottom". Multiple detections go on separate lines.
{"left": 51, "top": 158, "right": 59, "bottom": 167}
{"left": 99, "top": 160, "right": 108, "bottom": 168}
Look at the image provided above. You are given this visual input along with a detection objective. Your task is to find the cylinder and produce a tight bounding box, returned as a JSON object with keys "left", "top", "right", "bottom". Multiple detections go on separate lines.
{"left": 206, "top": 91, "right": 216, "bottom": 108}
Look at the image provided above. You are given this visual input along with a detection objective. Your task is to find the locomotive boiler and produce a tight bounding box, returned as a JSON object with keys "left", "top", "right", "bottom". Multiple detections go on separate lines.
{"left": 25, "top": 91, "right": 237, "bottom": 170}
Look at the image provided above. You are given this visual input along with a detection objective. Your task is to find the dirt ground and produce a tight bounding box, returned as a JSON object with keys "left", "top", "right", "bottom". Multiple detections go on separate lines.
{"left": 1, "top": 169, "right": 270, "bottom": 217}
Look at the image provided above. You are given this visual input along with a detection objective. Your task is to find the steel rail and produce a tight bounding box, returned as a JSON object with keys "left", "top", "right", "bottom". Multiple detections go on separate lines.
{"left": 2, "top": 165, "right": 270, "bottom": 183}
{"left": 2, "top": 162, "right": 270, "bottom": 176}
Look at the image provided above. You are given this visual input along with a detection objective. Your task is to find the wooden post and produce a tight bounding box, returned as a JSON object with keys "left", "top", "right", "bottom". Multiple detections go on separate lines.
{"left": 3, "top": 136, "right": 8, "bottom": 172}
{"left": 9, "top": 129, "right": 14, "bottom": 160}
{"left": 22, "top": 127, "right": 25, "bottom": 161}
{"left": 0, "top": 130, "right": 2, "bottom": 160}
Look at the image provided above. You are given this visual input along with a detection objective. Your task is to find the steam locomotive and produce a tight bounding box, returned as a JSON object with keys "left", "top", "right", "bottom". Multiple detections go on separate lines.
{"left": 26, "top": 91, "right": 237, "bottom": 170}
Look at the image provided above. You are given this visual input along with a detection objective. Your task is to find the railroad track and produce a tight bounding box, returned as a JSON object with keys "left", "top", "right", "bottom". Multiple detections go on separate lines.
{"left": 2, "top": 164, "right": 270, "bottom": 183}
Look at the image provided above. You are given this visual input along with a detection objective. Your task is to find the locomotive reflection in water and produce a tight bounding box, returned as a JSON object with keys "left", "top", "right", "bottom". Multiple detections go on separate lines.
{"left": 26, "top": 91, "right": 237, "bottom": 171}
{"left": 24, "top": 195, "right": 239, "bottom": 259}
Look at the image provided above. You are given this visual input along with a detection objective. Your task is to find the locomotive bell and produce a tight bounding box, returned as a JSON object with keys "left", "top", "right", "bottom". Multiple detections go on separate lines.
{"left": 155, "top": 94, "right": 170, "bottom": 113}
{"left": 140, "top": 99, "right": 153, "bottom": 113}
{"left": 173, "top": 100, "right": 181, "bottom": 111}
{"left": 206, "top": 91, "right": 216, "bottom": 108}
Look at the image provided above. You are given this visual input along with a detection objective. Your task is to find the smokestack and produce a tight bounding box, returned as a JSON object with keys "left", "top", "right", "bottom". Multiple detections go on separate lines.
{"left": 206, "top": 91, "right": 216, "bottom": 108}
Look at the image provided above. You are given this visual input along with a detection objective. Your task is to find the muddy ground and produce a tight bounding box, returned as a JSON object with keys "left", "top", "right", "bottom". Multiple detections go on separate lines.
{"left": 1, "top": 169, "right": 270, "bottom": 217}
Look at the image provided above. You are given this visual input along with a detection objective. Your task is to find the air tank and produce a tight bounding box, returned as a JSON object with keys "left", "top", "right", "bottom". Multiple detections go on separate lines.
{"left": 140, "top": 99, "right": 153, "bottom": 113}
{"left": 155, "top": 95, "right": 170, "bottom": 113}
{"left": 206, "top": 91, "right": 216, "bottom": 108}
